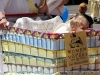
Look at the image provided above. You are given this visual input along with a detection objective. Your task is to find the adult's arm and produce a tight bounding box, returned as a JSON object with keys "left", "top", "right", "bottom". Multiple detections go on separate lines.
{"left": 47, "top": 0, "right": 62, "bottom": 13}
{"left": 58, "top": 0, "right": 69, "bottom": 7}
{"left": 0, "top": 0, "right": 9, "bottom": 28}
{"left": 0, "top": 12, "right": 7, "bottom": 28}
{"left": 37, "top": 0, "right": 48, "bottom": 14}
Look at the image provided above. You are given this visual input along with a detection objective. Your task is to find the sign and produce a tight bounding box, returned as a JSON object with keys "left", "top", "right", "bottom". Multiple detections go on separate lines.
{"left": 64, "top": 31, "right": 89, "bottom": 67}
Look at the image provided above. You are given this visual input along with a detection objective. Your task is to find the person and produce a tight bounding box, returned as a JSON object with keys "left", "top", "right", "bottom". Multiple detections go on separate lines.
{"left": 78, "top": 2, "right": 93, "bottom": 28}
{"left": 0, "top": 0, "right": 48, "bottom": 28}
{"left": 70, "top": 15, "right": 89, "bottom": 32}
{"left": 0, "top": 0, "right": 48, "bottom": 75}
{"left": 88, "top": 0, "right": 100, "bottom": 22}
{"left": 70, "top": 2, "right": 93, "bottom": 28}
{"left": 47, "top": 0, "right": 69, "bottom": 18}
{"left": 54, "top": 15, "right": 89, "bottom": 33}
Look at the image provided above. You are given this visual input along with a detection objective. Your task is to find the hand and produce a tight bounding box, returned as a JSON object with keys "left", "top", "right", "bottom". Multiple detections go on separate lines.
{"left": 38, "top": 4, "right": 48, "bottom": 14}
{"left": 0, "top": 18, "right": 8, "bottom": 29}
{"left": 35, "top": 3, "right": 39, "bottom": 9}
{"left": 58, "top": 0, "right": 69, "bottom": 7}
{"left": 35, "top": 0, "right": 48, "bottom": 14}
{"left": 71, "top": 27, "right": 90, "bottom": 34}
{"left": 75, "top": 27, "right": 90, "bottom": 33}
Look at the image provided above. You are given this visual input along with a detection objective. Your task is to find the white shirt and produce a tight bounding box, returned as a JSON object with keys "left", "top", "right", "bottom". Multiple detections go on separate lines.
{"left": 47, "top": 0, "right": 65, "bottom": 16}
{"left": 0, "top": 0, "right": 40, "bottom": 14}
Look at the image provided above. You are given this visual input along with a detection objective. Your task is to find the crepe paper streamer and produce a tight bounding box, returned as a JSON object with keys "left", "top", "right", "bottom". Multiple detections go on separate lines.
{"left": 23, "top": 29, "right": 31, "bottom": 35}
{"left": 31, "top": 31, "right": 37, "bottom": 36}
{"left": 15, "top": 28, "right": 23, "bottom": 34}
{"left": 8, "top": 26, "right": 15, "bottom": 31}
{"left": 41, "top": 33, "right": 47, "bottom": 38}
{"left": 10, "top": 28, "right": 15, "bottom": 32}
{"left": 5, "top": 26, "right": 100, "bottom": 37}
{"left": 54, "top": 34, "right": 63, "bottom": 40}
{"left": 47, "top": 33, "right": 59, "bottom": 39}
{"left": 23, "top": 29, "right": 28, "bottom": 34}
{"left": 95, "top": 30, "right": 100, "bottom": 36}
{"left": 37, "top": 32, "right": 43, "bottom": 37}
{"left": 86, "top": 30, "right": 95, "bottom": 36}
{"left": 15, "top": 28, "right": 20, "bottom": 32}
{"left": 48, "top": 33, "right": 64, "bottom": 39}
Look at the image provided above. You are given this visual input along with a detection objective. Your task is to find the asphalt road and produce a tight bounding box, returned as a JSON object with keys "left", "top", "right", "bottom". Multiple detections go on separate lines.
{"left": 66, "top": 5, "right": 100, "bottom": 29}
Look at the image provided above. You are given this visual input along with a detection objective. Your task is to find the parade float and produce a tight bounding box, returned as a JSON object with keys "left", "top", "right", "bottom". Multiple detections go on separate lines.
{"left": 0, "top": 1, "right": 99, "bottom": 74}
{"left": 0, "top": 15, "right": 100, "bottom": 75}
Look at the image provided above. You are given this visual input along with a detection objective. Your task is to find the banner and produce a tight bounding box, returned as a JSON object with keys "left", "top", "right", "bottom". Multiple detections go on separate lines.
{"left": 64, "top": 31, "right": 89, "bottom": 67}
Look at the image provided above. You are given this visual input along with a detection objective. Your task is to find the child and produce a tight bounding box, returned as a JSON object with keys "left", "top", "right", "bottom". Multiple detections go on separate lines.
{"left": 54, "top": 15, "right": 89, "bottom": 33}
{"left": 70, "top": 15, "right": 89, "bottom": 32}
